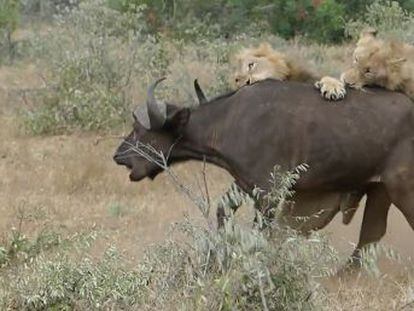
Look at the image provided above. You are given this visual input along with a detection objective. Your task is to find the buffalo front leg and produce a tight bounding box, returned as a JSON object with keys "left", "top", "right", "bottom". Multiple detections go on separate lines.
{"left": 349, "top": 183, "right": 391, "bottom": 266}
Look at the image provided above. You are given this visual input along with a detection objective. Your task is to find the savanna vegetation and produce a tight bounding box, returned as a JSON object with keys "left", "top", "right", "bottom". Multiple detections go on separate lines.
{"left": 0, "top": 0, "right": 414, "bottom": 309}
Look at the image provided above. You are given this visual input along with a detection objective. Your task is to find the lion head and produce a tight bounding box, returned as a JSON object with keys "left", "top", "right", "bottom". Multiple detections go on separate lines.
{"left": 353, "top": 27, "right": 382, "bottom": 63}
{"left": 232, "top": 42, "right": 317, "bottom": 88}
{"left": 347, "top": 28, "right": 410, "bottom": 91}
{"left": 233, "top": 43, "right": 290, "bottom": 88}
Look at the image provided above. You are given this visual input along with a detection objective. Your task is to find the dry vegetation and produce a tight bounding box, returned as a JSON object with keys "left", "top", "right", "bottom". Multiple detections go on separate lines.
{"left": 0, "top": 0, "right": 414, "bottom": 310}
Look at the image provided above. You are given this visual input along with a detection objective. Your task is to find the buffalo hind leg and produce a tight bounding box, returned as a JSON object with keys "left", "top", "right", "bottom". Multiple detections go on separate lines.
{"left": 384, "top": 185, "right": 414, "bottom": 231}
{"left": 382, "top": 142, "right": 414, "bottom": 231}
{"left": 340, "top": 190, "right": 366, "bottom": 225}
{"left": 348, "top": 183, "right": 391, "bottom": 268}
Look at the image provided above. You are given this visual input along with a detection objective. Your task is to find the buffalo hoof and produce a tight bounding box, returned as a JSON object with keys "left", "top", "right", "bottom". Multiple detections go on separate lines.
{"left": 336, "top": 252, "right": 363, "bottom": 277}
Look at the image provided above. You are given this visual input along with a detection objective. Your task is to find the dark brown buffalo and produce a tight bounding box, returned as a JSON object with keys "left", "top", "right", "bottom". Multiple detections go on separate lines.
{"left": 113, "top": 78, "right": 414, "bottom": 262}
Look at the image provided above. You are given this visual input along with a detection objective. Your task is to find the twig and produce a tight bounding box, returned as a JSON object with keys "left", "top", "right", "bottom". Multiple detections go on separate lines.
{"left": 38, "top": 73, "right": 49, "bottom": 88}
{"left": 202, "top": 157, "right": 211, "bottom": 217}
{"left": 257, "top": 268, "right": 269, "bottom": 311}
{"left": 20, "top": 91, "right": 30, "bottom": 108}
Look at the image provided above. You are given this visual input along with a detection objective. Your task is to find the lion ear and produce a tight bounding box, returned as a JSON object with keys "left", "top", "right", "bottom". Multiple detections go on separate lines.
{"left": 257, "top": 42, "right": 272, "bottom": 51}
{"left": 234, "top": 49, "right": 248, "bottom": 62}
{"left": 360, "top": 27, "right": 378, "bottom": 39}
{"left": 253, "top": 42, "right": 273, "bottom": 58}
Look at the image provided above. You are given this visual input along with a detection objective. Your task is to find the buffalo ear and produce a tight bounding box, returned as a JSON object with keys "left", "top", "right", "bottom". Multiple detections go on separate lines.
{"left": 165, "top": 106, "right": 191, "bottom": 132}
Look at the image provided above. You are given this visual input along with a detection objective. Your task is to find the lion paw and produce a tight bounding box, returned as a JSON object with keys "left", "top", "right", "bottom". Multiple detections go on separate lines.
{"left": 314, "top": 76, "right": 347, "bottom": 101}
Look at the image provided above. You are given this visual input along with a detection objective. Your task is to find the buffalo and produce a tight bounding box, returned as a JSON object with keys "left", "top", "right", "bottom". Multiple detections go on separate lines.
{"left": 114, "top": 78, "right": 414, "bottom": 263}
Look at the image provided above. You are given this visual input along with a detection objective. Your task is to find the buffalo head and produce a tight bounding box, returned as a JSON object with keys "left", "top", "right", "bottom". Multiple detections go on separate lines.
{"left": 113, "top": 78, "right": 192, "bottom": 181}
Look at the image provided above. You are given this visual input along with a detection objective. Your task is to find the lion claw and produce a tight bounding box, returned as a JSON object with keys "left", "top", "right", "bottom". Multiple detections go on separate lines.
{"left": 316, "top": 76, "right": 347, "bottom": 102}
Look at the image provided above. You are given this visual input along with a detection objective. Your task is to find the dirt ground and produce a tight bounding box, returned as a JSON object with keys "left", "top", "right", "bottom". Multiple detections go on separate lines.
{"left": 1, "top": 63, "right": 413, "bottom": 310}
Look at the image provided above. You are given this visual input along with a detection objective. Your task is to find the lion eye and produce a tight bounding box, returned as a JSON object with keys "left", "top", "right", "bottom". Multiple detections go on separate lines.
{"left": 248, "top": 62, "right": 255, "bottom": 70}
{"left": 365, "top": 67, "right": 371, "bottom": 73}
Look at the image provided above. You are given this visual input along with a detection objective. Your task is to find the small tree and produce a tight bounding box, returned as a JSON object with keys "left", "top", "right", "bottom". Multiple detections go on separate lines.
{"left": 0, "top": 0, "right": 20, "bottom": 61}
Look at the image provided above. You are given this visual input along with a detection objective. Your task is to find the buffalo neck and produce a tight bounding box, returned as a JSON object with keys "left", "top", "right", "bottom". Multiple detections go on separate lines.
{"left": 169, "top": 96, "right": 254, "bottom": 191}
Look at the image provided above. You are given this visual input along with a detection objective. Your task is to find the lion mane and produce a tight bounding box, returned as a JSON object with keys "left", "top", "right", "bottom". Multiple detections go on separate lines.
{"left": 233, "top": 43, "right": 318, "bottom": 88}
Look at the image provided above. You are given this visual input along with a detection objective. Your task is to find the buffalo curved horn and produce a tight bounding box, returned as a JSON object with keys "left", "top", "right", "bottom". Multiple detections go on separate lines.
{"left": 147, "top": 77, "right": 167, "bottom": 129}
{"left": 194, "top": 79, "right": 208, "bottom": 105}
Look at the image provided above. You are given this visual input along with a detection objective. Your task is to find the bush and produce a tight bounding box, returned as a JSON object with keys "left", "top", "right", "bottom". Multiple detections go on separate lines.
{"left": 137, "top": 219, "right": 337, "bottom": 310}
{"left": 108, "top": 0, "right": 347, "bottom": 43}
{"left": 346, "top": 0, "right": 414, "bottom": 41}
{"left": 0, "top": 167, "right": 339, "bottom": 310}
{"left": 0, "top": 247, "right": 140, "bottom": 310}
{"left": 263, "top": 0, "right": 346, "bottom": 44}
{"left": 22, "top": 0, "right": 241, "bottom": 135}
{"left": 107, "top": 0, "right": 412, "bottom": 43}
{"left": 20, "top": 0, "right": 78, "bottom": 18}
{"left": 23, "top": 0, "right": 149, "bottom": 134}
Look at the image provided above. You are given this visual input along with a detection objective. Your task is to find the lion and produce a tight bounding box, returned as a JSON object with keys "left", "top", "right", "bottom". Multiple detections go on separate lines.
{"left": 234, "top": 42, "right": 346, "bottom": 100}
{"left": 316, "top": 28, "right": 414, "bottom": 101}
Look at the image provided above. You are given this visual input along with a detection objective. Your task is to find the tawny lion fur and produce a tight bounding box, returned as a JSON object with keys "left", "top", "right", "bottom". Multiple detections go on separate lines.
{"left": 233, "top": 43, "right": 318, "bottom": 88}
{"left": 341, "top": 28, "right": 414, "bottom": 100}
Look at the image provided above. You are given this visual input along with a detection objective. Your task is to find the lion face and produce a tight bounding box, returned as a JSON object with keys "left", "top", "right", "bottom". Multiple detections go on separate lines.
{"left": 355, "top": 54, "right": 389, "bottom": 86}
{"left": 352, "top": 43, "right": 407, "bottom": 89}
{"left": 348, "top": 28, "right": 388, "bottom": 85}
{"left": 233, "top": 55, "right": 287, "bottom": 87}
{"left": 232, "top": 43, "right": 290, "bottom": 88}
{"left": 348, "top": 29, "right": 410, "bottom": 90}
{"left": 353, "top": 46, "right": 389, "bottom": 86}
